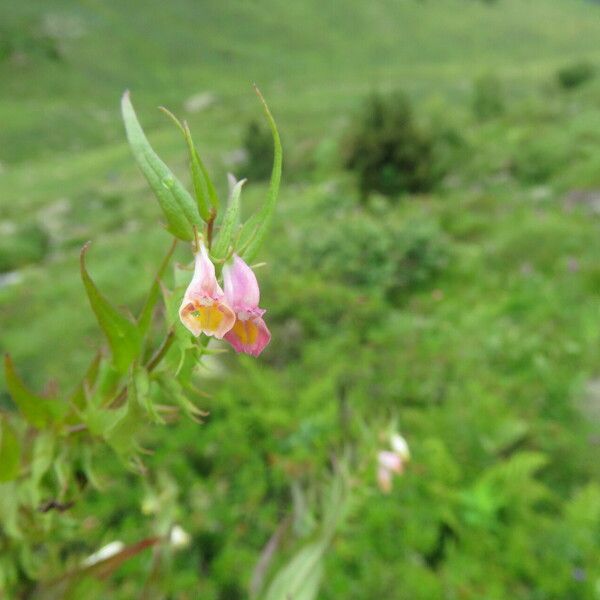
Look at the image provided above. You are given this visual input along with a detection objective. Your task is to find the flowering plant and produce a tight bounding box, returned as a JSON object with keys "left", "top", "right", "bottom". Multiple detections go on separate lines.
{"left": 0, "top": 86, "right": 281, "bottom": 594}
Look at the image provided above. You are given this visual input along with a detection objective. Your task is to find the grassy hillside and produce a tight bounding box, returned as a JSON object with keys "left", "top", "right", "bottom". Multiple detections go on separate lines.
{"left": 2, "top": 0, "right": 600, "bottom": 163}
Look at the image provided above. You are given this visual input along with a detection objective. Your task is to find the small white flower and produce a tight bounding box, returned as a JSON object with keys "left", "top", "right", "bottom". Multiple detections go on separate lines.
{"left": 390, "top": 433, "right": 410, "bottom": 462}
{"left": 169, "top": 525, "right": 191, "bottom": 549}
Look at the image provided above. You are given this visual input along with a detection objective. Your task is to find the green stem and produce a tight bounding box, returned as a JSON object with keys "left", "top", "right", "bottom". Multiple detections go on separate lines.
{"left": 146, "top": 329, "right": 176, "bottom": 373}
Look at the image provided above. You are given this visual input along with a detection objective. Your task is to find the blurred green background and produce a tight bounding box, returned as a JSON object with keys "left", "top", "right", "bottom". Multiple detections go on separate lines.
{"left": 1, "top": 0, "right": 600, "bottom": 598}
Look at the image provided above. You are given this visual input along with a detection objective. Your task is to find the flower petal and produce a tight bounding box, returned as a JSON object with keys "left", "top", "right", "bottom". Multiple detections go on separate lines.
{"left": 390, "top": 433, "right": 410, "bottom": 462}
{"left": 224, "top": 315, "right": 271, "bottom": 356}
{"left": 186, "top": 243, "right": 223, "bottom": 299}
{"left": 377, "top": 450, "right": 403, "bottom": 474}
{"left": 179, "top": 299, "right": 235, "bottom": 338}
{"left": 223, "top": 254, "right": 260, "bottom": 311}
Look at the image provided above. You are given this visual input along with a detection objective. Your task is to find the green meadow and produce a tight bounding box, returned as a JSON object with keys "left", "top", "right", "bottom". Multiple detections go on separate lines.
{"left": 1, "top": 0, "right": 600, "bottom": 598}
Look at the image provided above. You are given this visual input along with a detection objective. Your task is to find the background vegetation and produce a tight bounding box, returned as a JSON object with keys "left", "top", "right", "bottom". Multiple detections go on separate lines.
{"left": 1, "top": 0, "right": 600, "bottom": 598}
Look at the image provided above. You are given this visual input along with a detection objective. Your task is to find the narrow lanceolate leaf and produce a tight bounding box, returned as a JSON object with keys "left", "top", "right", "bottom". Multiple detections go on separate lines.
{"left": 184, "top": 122, "right": 211, "bottom": 222}
{"left": 80, "top": 243, "right": 141, "bottom": 373}
{"left": 121, "top": 91, "right": 201, "bottom": 240}
{"left": 241, "top": 86, "right": 283, "bottom": 262}
{"left": 0, "top": 417, "right": 21, "bottom": 481}
{"left": 138, "top": 239, "right": 177, "bottom": 338}
{"left": 31, "top": 431, "right": 55, "bottom": 487}
{"left": 212, "top": 178, "right": 246, "bottom": 258}
{"left": 160, "top": 107, "right": 220, "bottom": 220}
{"left": 3, "top": 355, "right": 64, "bottom": 427}
{"left": 69, "top": 351, "right": 102, "bottom": 410}
{"left": 263, "top": 540, "right": 327, "bottom": 600}
{"left": 185, "top": 121, "right": 221, "bottom": 219}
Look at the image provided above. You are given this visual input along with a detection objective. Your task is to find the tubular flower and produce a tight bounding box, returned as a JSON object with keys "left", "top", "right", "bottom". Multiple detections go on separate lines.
{"left": 222, "top": 255, "right": 271, "bottom": 356}
{"left": 179, "top": 244, "right": 235, "bottom": 339}
{"left": 376, "top": 433, "right": 410, "bottom": 494}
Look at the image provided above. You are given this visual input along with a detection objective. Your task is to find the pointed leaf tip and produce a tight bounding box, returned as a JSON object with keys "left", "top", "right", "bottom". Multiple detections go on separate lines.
{"left": 242, "top": 88, "right": 282, "bottom": 262}
{"left": 121, "top": 92, "right": 200, "bottom": 240}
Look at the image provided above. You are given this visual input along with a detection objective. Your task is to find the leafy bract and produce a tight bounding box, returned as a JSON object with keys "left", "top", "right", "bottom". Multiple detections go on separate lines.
{"left": 159, "top": 107, "right": 221, "bottom": 222}
{"left": 182, "top": 119, "right": 220, "bottom": 220}
{"left": 241, "top": 86, "right": 282, "bottom": 262}
{"left": 263, "top": 540, "right": 326, "bottom": 600}
{"left": 138, "top": 239, "right": 177, "bottom": 338}
{"left": 212, "top": 178, "right": 246, "bottom": 258}
{"left": 80, "top": 243, "right": 142, "bottom": 373}
{"left": 3, "top": 355, "right": 65, "bottom": 427}
{"left": 0, "top": 417, "right": 21, "bottom": 482}
{"left": 121, "top": 91, "right": 201, "bottom": 240}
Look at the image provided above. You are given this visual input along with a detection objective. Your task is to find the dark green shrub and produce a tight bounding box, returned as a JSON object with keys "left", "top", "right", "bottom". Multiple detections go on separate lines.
{"left": 241, "top": 119, "right": 273, "bottom": 181}
{"left": 556, "top": 61, "right": 595, "bottom": 90}
{"left": 343, "top": 92, "right": 440, "bottom": 200}
{"left": 386, "top": 217, "right": 450, "bottom": 303}
{"left": 0, "top": 223, "right": 50, "bottom": 273}
{"left": 472, "top": 74, "right": 504, "bottom": 120}
{"left": 293, "top": 209, "right": 449, "bottom": 298}
{"left": 511, "top": 137, "right": 568, "bottom": 184}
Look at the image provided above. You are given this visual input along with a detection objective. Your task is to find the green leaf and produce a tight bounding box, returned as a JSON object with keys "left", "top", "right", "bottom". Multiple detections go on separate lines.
{"left": 54, "top": 446, "right": 70, "bottom": 492}
{"left": 80, "top": 243, "right": 142, "bottom": 373}
{"left": 69, "top": 351, "right": 102, "bottom": 410}
{"left": 138, "top": 239, "right": 177, "bottom": 337}
{"left": 160, "top": 281, "right": 197, "bottom": 370}
{"left": 84, "top": 401, "right": 127, "bottom": 437}
{"left": 131, "top": 367, "right": 163, "bottom": 424}
{"left": 3, "top": 354, "right": 64, "bottom": 427}
{"left": 31, "top": 431, "right": 55, "bottom": 487}
{"left": 157, "top": 374, "right": 207, "bottom": 423}
{"left": 0, "top": 482, "right": 21, "bottom": 539}
{"left": 185, "top": 123, "right": 212, "bottom": 222}
{"left": 183, "top": 121, "right": 221, "bottom": 220}
{"left": 26, "top": 431, "right": 56, "bottom": 506}
{"left": 121, "top": 91, "right": 201, "bottom": 240}
{"left": 160, "top": 107, "right": 220, "bottom": 219}
{"left": 236, "top": 211, "right": 261, "bottom": 250}
{"left": 212, "top": 178, "right": 246, "bottom": 258}
{"left": 241, "top": 86, "right": 283, "bottom": 262}
{"left": 82, "top": 446, "right": 105, "bottom": 491}
{"left": 104, "top": 395, "right": 144, "bottom": 459}
{"left": 0, "top": 418, "right": 21, "bottom": 482}
{"left": 263, "top": 540, "right": 327, "bottom": 600}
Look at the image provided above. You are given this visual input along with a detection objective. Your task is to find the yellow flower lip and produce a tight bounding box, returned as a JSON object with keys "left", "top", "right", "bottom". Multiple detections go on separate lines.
{"left": 180, "top": 299, "right": 235, "bottom": 339}
{"left": 230, "top": 318, "right": 259, "bottom": 346}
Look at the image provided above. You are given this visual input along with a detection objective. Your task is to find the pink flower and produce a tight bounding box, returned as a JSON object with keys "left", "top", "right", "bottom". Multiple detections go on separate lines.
{"left": 376, "top": 433, "right": 410, "bottom": 494}
{"left": 179, "top": 244, "right": 236, "bottom": 339}
{"left": 378, "top": 451, "right": 404, "bottom": 474}
{"left": 222, "top": 255, "right": 271, "bottom": 356}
